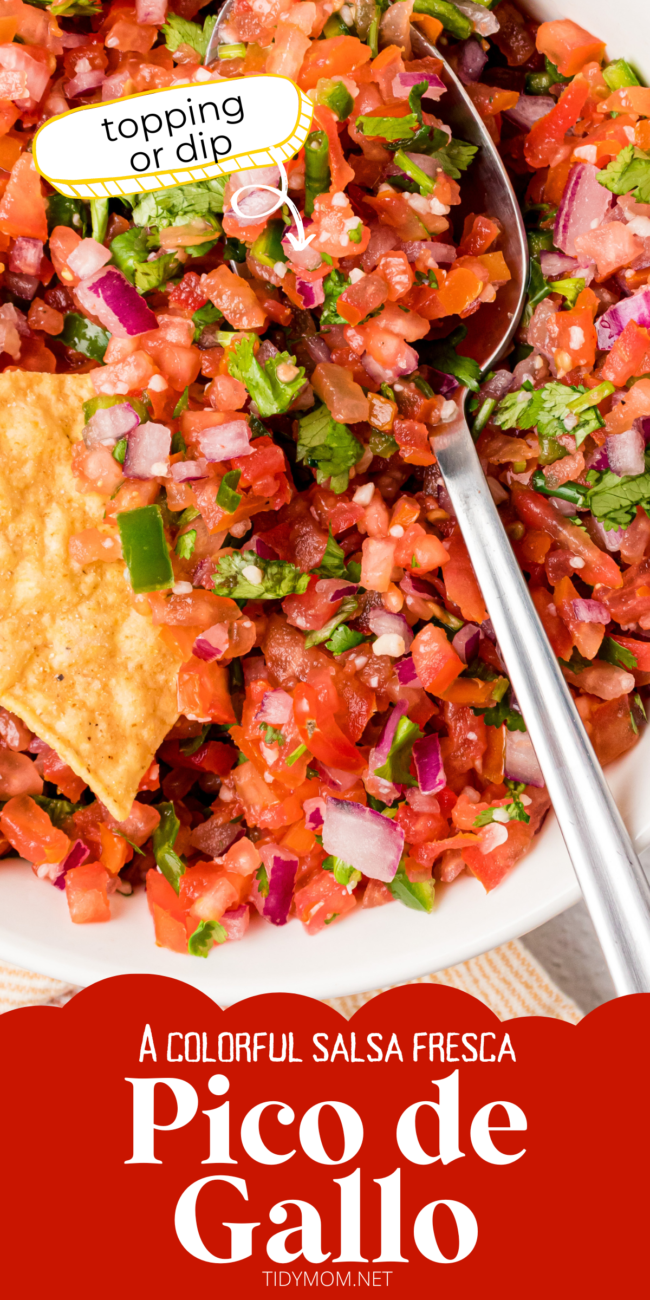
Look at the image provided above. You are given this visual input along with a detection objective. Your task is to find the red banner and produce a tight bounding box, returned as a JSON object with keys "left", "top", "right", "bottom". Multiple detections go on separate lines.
{"left": 0, "top": 976, "right": 647, "bottom": 1295}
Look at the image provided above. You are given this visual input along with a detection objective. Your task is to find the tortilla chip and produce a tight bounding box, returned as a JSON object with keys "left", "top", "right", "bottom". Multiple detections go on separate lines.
{"left": 0, "top": 371, "right": 182, "bottom": 820}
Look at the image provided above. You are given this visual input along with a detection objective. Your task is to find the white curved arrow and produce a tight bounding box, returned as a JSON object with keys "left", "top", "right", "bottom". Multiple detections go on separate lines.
{"left": 228, "top": 155, "right": 316, "bottom": 253}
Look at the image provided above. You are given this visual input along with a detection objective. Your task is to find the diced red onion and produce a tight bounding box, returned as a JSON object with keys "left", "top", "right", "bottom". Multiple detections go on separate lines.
{"left": 220, "top": 904, "right": 249, "bottom": 942}
{"left": 539, "top": 250, "right": 580, "bottom": 279}
{"left": 294, "top": 276, "right": 325, "bottom": 309}
{"left": 504, "top": 94, "right": 555, "bottom": 131}
{"left": 322, "top": 796, "right": 405, "bottom": 882}
{"left": 170, "top": 458, "right": 210, "bottom": 481}
{"left": 4, "top": 271, "right": 38, "bottom": 301}
{"left": 400, "top": 571, "right": 435, "bottom": 598}
{"left": 455, "top": 37, "right": 489, "bottom": 83}
{"left": 585, "top": 443, "right": 609, "bottom": 471}
{"left": 303, "top": 796, "right": 326, "bottom": 831}
{"left": 400, "top": 239, "right": 457, "bottom": 265}
{"left": 393, "top": 70, "right": 446, "bottom": 100}
{"left": 247, "top": 534, "right": 278, "bottom": 560}
{"left": 255, "top": 688, "right": 293, "bottom": 725}
{"left": 312, "top": 760, "right": 360, "bottom": 791}
{"left": 596, "top": 285, "right": 650, "bottom": 350}
{"left": 554, "top": 163, "right": 614, "bottom": 257}
{"left": 196, "top": 420, "right": 252, "bottom": 461}
{"left": 635, "top": 415, "right": 650, "bottom": 444}
{"left": 606, "top": 427, "right": 645, "bottom": 478}
{"left": 412, "top": 732, "right": 446, "bottom": 796}
{"left": 60, "top": 32, "right": 91, "bottom": 46}
{"left": 0, "top": 45, "right": 49, "bottom": 103}
{"left": 254, "top": 844, "right": 298, "bottom": 925}
{"left": 399, "top": 151, "right": 439, "bottom": 180}
{"left": 75, "top": 267, "right": 157, "bottom": 338}
{"left": 55, "top": 839, "right": 89, "bottom": 888}
{"left": 504, "top": 730, "right": 544, "bottom": 789}
{"left": 454, "top": 0, "right": 500, "bottom": 35}
{"left": 190, "top": 816, "right": 243, "bottom": 857}
{"left": 65, "top": 68, "right": 105, "bottom": 98}
{"left": 9, "top": 237, "right": 43, "bottom": 277}
{"left": 367, "top": 607, "right": 414, "bottom": 650}
{"left": 256, "top": 339, "right": 278, "bottom": 366}
{"left": 123, "top": 421, "right": 171, "bottom": 479}
{"left": 362, "top": 344, "right": 419, "bottom": 385}
{"left": 572, "top": 598, "right": 610, "bottom": 624}
{"left": 590, "top": 517, "right": 626, "bottom": 551}
{"left": 452, "top": 623, "right": 481, "bottom": 664}
{"left": 226, "top": 166, "right": 281, "bottom": 226}
{"left": 373, "top": 699, "right": 409, "bottom": 765}
{"left": 428, "top": 369, "right": 459, "bottom": 397}
{"left": 83, "top": 401, "right": 139, "bottom": 449}
{"left": 315, "top": 577, "right": 358, "bottom": 602}
{"left": 192, "top": 622, "right": 229, "bottom": 662}
{"left": 395, "top": 655, "right": 422, "bottom": 686}
{"left": 304, "top": 335, "right": 331, "bottom": 365}
{"left": 67, "top": 237, "right": 111, "bottom": 279}
{"left": 282, "top": 219, "right": 321, "bottom": 272}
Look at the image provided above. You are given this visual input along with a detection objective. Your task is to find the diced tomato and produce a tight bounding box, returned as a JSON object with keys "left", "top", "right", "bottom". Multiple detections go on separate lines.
{"left": 0, "top": 153, "right": 47, "bottom": 241}
{"left": 524, "top": 78, "right": 590, "bottom": 170}
{"left": 443, "top": 526, "right": 488, "bottom": 623}
{"left": 605, "top": 379, "right": 650, "bottom": 435}
{"left": 513, "top": 489, "right": 623, "bottom": 588}
{"left": 65, "top": 863, "right": 111, "bottom": 923}
{"left": 201, "top": 264, "right": 267, "bottom": 330}
{"left": 0, "top": 794, "right": 69, "bottom": 865}
{"left": 299, "top": 35, "right": 372, "bottom": 90}
{"left": 458, "top": 213, "right": 500, "bottom": 257}
{"left": 411, "top": 625, "right": 463, "bottom": 696}
{"left": 602, "top": 321, "right": 650, "bottom": 386}
{"left": 158, "top": 739, "right": 236, "bottom": 776}
{"left": 394, "top": 522, "right": 449, "bottom": 572}
{"left": 293, "top": 867, "right": 358, "bottom": 933}
{"left": 536, "top": 18, "right": 606, "bottom": 77}
{"left": 294, "top": 680, "right": 365, "bottom": 772}
{"left": 549, "top": 304, "right": 597, "bottom": 371}
{"left": 176, "top": 660, "right": 236, "bottom": 724}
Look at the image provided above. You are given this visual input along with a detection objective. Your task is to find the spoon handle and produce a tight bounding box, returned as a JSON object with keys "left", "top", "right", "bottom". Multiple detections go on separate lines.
{"left": 434, "top": 395, "right": 650, "bottom": 995}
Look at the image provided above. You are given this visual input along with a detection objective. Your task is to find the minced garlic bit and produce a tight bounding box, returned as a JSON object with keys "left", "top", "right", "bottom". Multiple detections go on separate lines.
{"left": 372, "top": 633, "right": 406, "bottom": 657}
{"left": 352, "top": 482, "right": 374, "bottom": 505}
{"left": 241, "top": 563, "right": 264, "bottom": 584}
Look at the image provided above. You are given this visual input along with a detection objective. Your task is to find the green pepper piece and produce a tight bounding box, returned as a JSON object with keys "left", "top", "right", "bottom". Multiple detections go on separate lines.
{"left": 471, "top": 397, "right": 496, "bottom": 441}
{"left": 56, "top": 313, "right": 110, "bottom": 362}
{"left": 117, "top": 505, "right": 174, "bottom": 594}
{"left": 152, "top": 801, "right": 186, "bottom": 893}
{"left": 112, "top": 437, "right": 128, "bottom": 464}
{"left": 47, "top": 193, "right": 87, "bottom": 236}
{"left": 393, "top": 148, "right": 435, "bottom": 195}
{"left": 603, "top": 59, "right": 640, "bottom": 91}
{"left": 315, "top": 78, "right": 354, "bottom": 121}
{"left": 304, "top": 130, "right": 331, "bottom": 217}
{"left": 90, "top": 197, "right": 109, "bottom": 245}
{"left": 83, "top": 392, "right": 150, "bottom": 424}
{"left": 530, "top": 469, "right": 589, "bottom": 507}
{"left": 412, "top": 0, "right": 472, "bottom": 39}
{"left": 525, "top": 70, "right": 554, "bottom": 95}
{"left": 217, "top": 469, "right": 242, "bottom": 513}
{"left": 250, "top": 219, "right": 288, "bottom": 269}
{"left": 322, "top": 11, "right": 351, "bottom": 36}
{"left": 527, "top": 229, "right": 554, "bottom": 257}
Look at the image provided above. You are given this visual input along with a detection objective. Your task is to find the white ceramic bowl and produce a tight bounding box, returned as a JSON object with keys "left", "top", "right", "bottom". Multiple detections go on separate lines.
{"left": 0, "top": 0, "right": 647, "bottom": 1002}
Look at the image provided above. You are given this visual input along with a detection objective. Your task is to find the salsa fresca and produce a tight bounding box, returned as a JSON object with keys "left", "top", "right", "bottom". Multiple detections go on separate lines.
{"left": 0, "top": 0, "right": 647, "bottom": 957}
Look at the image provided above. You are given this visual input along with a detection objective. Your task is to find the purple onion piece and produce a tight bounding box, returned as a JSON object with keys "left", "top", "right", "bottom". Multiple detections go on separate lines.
{"left": 303, "top": 796, "right": 326, "bottom": 831}
{"left": 304, "top": 335, "right": 331, "bottom": 366}
{"left": 539, "top": 250, "right": 581, "bottom": 279}
{"left": 123, "top": 421, "right": 171, "bottom": 479}
{"left": 635, "top": 415, "right": 650, "bottom": 444}
{"left": 395, "top": 655, "right": 422, "bottom": 686}
{"left": 412, "top": 733, "right": 446, "bottom": 796}
{"left": 55, "top": 839, "right": 89, "bottom": 888}
{"left": 452, "top": 623, "right": 481, "bottom": 664}
{"left": 367, "top": 608, "right": 414, "bottom": 650}
{"left": 455, "top": 36, "right": 488, "bottom": 84}
{"left": 192, "top": 623, "right": 229, "bottom": 662}
{"left": 255, "top": 688, "right": 293, "bottom": 725}
{"left": 247, "top": 534, "right": 278, "bottom": 560}
{"left": 312, "top": 759, "right": 361, "bottom": 791}
{"left": 170, "top": 458, "right": 209, "bottom": 481}
{"left": 295, "top": 277, "right": 325, "bottom": 309}
{"left": 572, "top": 598, "right": 610, "bottom": 624}
{"left": 504, "top": 731, "right": 544, "bottom": 789}
{"left": 315, "top": 578, "right": 358, "bottom": 602}
{"left": 196, "top": 420, "right": 252, "bottom": 461}
{"left": 220, "top": 905, "right": 249, "bottom": 941}
{"left": 428, "top": 368, "right": 459, "bottom": 397}
{"left": 590, "top": 517, "right": 626, "bottom": 552}
{"left": 606, "top": 427, "right": 645, "bottom": 477}
{"left": 322, "top": 796, "right": 405, "bottom": 882}
{"left": 597, "top": 285, "right": 650, "bottom": 350}
{"left": 554, "top": 163, "right": 614, "bottom": 258}
{"left": 75, "top": 266, "right": 157, "bottom": 338}
{"left": 373, "top": 699, "right": 410, "bottom": 765}
{"left": 393, "top": 70, "right": 446, "bottom": 98}
{"left": 83, "top": 401, "right": 139, "bottom": 449}
{"left": 504, "top": 94, "right": 555, "bottom": 131}
{"left": 257, "top": 845, "right": 299, "bottom": 925}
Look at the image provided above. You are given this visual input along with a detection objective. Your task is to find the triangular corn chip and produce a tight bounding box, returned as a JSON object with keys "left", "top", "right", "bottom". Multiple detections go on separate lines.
{"left": 0, "top": 371, "right": 181, "bottom": 820}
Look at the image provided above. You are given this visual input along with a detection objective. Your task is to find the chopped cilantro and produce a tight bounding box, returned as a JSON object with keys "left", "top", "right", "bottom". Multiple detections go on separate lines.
{"left": 212, "top": 550, "right": 311, "bottom": 600}
{"left": 256, "top": 863, "right": 269, "bottom": 896}
{"left": 599, "top": 637, "right": 638, "bottom": 670}
{"left": 297, "top": 405, "right": 362, "bottom": 494}
{"left": 374, "top": 715, "right": 423, "bottom": 787}
{"left": 259, "top": 723, "right": 286, "bottom": 746}
{"left": 326, "top": 625, "right": 366, "bottom": 655}
{"left": 188, "top": 918, "right": 226, "bottom": 957}
{"left": 495, "top": 379, "right": 610, "bottom": 449}
{"left": 180, "top": 723, "right": 211, "bottom": 756}
{"left": 421, "top": 325, "right": 481, "bottom": 392}
{"left": 125, "top": 177, "right": 226, "bottom": 232}
{"left": 320, "top": 270, "right": 351, "bottom": 328}
{"left": 388, "top": 861, "right": 435, "bottom": 912}
{"left": 134, "top": 253, "right": 179, "bottom": 295}
{"left": 585, "top": 464, "right": 650, "bottom": 531}
{"left": 474, "top": 695, "right": 526, "bottom": 732}
{"left": 192, "top": 301, "right": 223, "bottom": 342}
{"left": 175, "top": 529, "right": 196, "bottom": 560}
{"left": 228, "top": 336, "right": 305, "bottom": 417}
{"left": 304, "top": 595, "right": 359, "bottom": 649}
{"left": 598, "top": 144, "right": 650, "bottom": 204}
{"left": 161, "top": 11, "right": 217, "bottom": 61}
{"left": 322, "top": 854, "right": 361, "bottom": 887}
{"left": 32, "top": 795, "right": 83, "bottom": 827}
{"left": 172, "top": 388, "right": 189, "bottom": 419}
{"left": 152, "top": 801, "right": 185, "bottom": 894}
{"left": 286, "top": 743, "right": 307, "bottom": 766}
{"left": 317, "top": 527, "right": 347, "bottom": 578}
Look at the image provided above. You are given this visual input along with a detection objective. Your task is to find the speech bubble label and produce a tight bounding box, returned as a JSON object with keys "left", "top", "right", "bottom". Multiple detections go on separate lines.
{"left": 33, "top": 74, "right": 313, "bottom": 199}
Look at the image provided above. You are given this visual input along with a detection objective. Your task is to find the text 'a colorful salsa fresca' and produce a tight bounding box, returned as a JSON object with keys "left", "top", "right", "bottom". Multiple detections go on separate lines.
{"left": 0, "top": 0, "right": 647, "bottom": 957}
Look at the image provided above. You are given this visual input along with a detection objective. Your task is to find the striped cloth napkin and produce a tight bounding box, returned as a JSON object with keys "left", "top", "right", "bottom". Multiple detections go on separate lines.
{"left": 0, "top": 939, "right": 582, "bottom": 1022}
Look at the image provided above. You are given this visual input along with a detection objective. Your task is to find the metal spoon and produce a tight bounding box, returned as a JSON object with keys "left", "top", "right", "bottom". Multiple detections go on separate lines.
{"left": 411, "top": 24, "right": 650, "bottom": 995}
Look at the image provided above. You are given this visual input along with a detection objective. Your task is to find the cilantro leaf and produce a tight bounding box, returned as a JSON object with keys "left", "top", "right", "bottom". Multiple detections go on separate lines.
{"left": 527, "top": 257, "right": 552, "bottom": 309}
{"left": 152, "top": 801, "right": 185, "bottom": 894}
{"left": 598, "top": 144, "right": 650, "bottom": 203}
{"left": 256, "top": 863, "right": 270, "bottom": 896}
{"left": 297, "top": 405, "right": 362, "bottom": 494}
{"left": 421, "top": 325, "right": 481, "bottom": 392}
{"left": 474, "top": 695, "right": 526, "bottom": 732}
{"left": 161, "top": 11, "right": 217, "bottom": 60}
{"left": 586, "top": 467, "right": 650, "bottom": 531}
{"left": 599, "top": 636, "right": 638, "bottom": 669}
{"left": 188, "top": 918, "right": 227, "bottom": 957}
{"left": 259, "top": 723, "right": 286, "bottom": 745}
{"left": 228, "top": 336, "right": 305, "bottom": 417}
{"left": 110, "top": 226, "right": 154, "bottom": 284}
{"left": 175, "top": 529, "right": 196, "bottom": 559}
{"left": 320, "top": 270, "right": 351, "bottom": 327}
{"left": 32, "top": 795, "right": 83, "bottom": 827}
{"left": 212, "top": 550, "right": 311, "bottom": 600}
{"left": 374, "top": 715, "right": 423, "bottom": 787}
{"left": 322, "top": 854, "right": 361, "bottom": 887}
{"left": 125, "top": 177, "right": 227, "bottom": 231}
{"left": 317, "top": 527, "right": 347, "bottom": 578}
{"left": 134, "top": 253, "right": 179, "bottom": 295}
{"left": 432, "top": 136, "right": 478, "bottom": 179}
{"left": 388, "top": 861, "right": 435, "bottom": 912}
{"left": 304, "top": 595, "right": 359, "bottom": 649}
{"left": 326, "top": 625, "right": 366, "bottom": 655}
{"left": 495, "top": 380, "right": 605, "bottom": 449}
{"left": 192, "top": 301, "right": 223, "bottom": 341}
